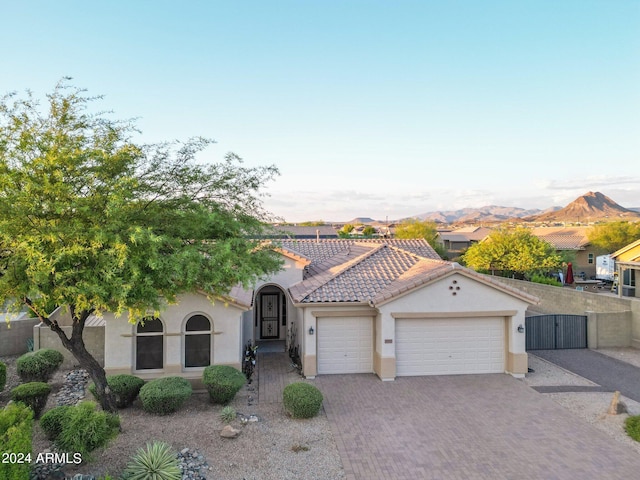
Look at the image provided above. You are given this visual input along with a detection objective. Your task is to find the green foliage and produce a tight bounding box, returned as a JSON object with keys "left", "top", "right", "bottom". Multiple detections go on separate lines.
{"left": 0, "top": 402, "right": 33, "bottom": 480}
{"left": 463, "top": 227, "right": 563, "bottom": 278}
{"left": 220, "top": 406, "right": 236, "bottom": 423}
{"left": 298, "top": 220, "right": 325, "bottom": 226}
{"left": 55, "top": 401, "right": 119, "bottom": 459}
{"left": 89, "top": 374, "right": 145, "bottom": 408}
{"left": 10, "top": 382, "right": 51, "bottom": 419}
{"left": 0, "top": 361, "right": 6, "bottom": 392}
{"left": 39, "top": 405, "right": 71, "bottom": 441}
{"left": 139, "top": 377, "right": 192, "bottom": 415}
{"left": 283, "top": 382, "right": 323, "bottom": 419}
{"left": 202, "top": 365, "right": 246, "bottom": 404}
{"left": 16, "top": 349, "right": 64, "bottom": 383}
{"left": 123, "top": 441, "right": 181, "bottom": 480}
{"left": 588, "top": 221, "right": 640, "bottom": 253}
{"left": 625, "top": 415, "right": 640, "bottom": 442}
{"left": 528, "top": 274, "right": 562, "bottom": 286}
{"left": 394, "top": 219, "right": 446, "bottom": 258}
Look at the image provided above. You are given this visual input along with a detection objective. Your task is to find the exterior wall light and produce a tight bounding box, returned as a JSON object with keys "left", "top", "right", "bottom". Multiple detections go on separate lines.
{"left": 308, "top": 326, "right": 315, "bottom": 335}
{"left": 517, "top": 324, "right": 525, "bottom": 333}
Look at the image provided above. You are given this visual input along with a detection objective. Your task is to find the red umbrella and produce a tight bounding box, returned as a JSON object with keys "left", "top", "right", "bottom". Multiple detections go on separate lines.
{"left": 565, "top": 262, "right": 574, "bottom": 284}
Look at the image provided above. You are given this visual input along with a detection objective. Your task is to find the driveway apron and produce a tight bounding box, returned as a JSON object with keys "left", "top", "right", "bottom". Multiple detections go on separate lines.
{"left": 316, "top": 374, "right": 640, "bottom": 480}
{"left": 534, "top": 349, "right": 640, "bottom": 402}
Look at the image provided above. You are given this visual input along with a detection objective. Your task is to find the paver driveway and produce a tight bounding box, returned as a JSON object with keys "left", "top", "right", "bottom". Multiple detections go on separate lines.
{"left": 316, "top": 374, "right": 640, "bottom": 480}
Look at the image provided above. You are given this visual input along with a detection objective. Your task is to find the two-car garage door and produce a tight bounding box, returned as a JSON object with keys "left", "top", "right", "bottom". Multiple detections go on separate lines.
{"left": 316, "top": 315, "right": 505, "bottom": 376}
{"left": 395, "top": 317, "right": 505, "bottom": 376}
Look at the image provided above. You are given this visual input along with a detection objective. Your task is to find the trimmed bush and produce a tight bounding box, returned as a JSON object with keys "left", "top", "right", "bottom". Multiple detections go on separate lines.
{"left": 89, "top": 374, "right": 145, "bottom": 408}
{"left": 11, "top": 382, "right": 51, "bottom": 419}
{"left": 283, "top": 382, "right": 323, "bottom": 419}
{"left": 123, "top": 441, "right": 181, "bottom": 480}
{"left": 16, "top": 349, "right": 64, "bottom": 383}
{"left": 0, "top": 402, "right": 33, "bottom": 480}
{"left": 139, "top": 377, "right": 192, "bottom": 415}
{"left": 202, "top": 365, "right": 245, "bottom": 404}
{"left": 0, "top": 361, "right": 6, "bottom": 392}
{"left": 55, "top": 401, "right": 120, "bottom": 459}
{"left": 39, "top": 405, "right": 71, "bottom": 441}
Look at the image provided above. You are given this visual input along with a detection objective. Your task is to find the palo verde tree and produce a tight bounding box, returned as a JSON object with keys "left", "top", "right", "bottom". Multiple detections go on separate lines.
{"left": 394, "top": 219, "right": 446, "bottom": 258}
{"left": 462, "top": 227, "right": 562, "bottom": 278}
{"left": 0, "top": 81, "right": 283, "bottom": 412}
{"left": 588, "top": 221, "right": 640, "bottom": 253}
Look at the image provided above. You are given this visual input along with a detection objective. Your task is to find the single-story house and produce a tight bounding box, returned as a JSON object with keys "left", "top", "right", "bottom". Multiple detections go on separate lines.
{"left": 437, "top": 227, "right": 493, "bottom": 259}
{"left": 102, "top": 239, "right": 537, "bottom": 383}
{"left": 611, "top": 238, "right": 640, "bottom": 298}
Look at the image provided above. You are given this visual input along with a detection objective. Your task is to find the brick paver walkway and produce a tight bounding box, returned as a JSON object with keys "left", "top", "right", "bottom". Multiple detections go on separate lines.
{"left": 256, "top": 350, "right": 303, "bottom": 404}
{"left": 316, "top": 374, "right": 640, "bottom": 480}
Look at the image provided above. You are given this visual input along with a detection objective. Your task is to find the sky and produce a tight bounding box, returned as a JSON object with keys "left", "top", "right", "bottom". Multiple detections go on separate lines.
{"left": 1, "top": 1, "right": 639, "bottom": 222}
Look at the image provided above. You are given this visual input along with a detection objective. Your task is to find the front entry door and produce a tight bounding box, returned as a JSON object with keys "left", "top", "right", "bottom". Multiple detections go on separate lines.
{"left": 260, "top": 293, "right": 279, "bottom": 339}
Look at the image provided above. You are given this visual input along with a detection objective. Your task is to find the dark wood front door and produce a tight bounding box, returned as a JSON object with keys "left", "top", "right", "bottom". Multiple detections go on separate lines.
{"left": 260, "top": 293, "right": 279, "bottom": 339}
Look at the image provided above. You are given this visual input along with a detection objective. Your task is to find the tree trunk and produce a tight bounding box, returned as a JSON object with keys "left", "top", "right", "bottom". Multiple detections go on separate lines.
{"left": 27, "top": 299, "right": 119, "bottom": 413}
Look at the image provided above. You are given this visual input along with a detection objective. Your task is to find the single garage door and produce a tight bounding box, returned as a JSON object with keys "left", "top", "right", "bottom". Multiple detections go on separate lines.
{"left": 396, "top": 317, "right": 504, "bottom": 376}
{"left": 317, "top": 316, "right": 373, "bottom": 374}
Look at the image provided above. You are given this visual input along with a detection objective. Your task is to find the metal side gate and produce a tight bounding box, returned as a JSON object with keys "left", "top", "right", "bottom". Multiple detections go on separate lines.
{"left": 525, "top": 314, "right": 587, "bottom": 350}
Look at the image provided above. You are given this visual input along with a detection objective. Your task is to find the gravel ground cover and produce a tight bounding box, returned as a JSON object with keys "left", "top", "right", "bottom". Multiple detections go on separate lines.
{"left": 0, "top": 354, "right": 345, "bottom": 480}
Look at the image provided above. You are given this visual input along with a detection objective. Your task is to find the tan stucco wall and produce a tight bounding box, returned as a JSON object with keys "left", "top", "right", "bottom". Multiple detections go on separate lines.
{"left": 377, "top": 272, "right": 531, "bottom": 378}
{"left": 34, "top": 324, "right": 105, "bottom": 369}
{"left": 104, "top": 293, "right": 245, "bottom": 377}
{"left": 586, "top": 311, "right": 632, "bottom": 348}
{"left": 0, "top": 318, "right": 40, "bottom": 356}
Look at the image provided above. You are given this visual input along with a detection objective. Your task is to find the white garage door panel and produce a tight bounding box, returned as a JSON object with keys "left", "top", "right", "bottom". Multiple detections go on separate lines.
{"left": 317, "top": 317, "right": 373, "bottom": 374}
{"left": 396, "top": 317, "right": 504, "bottom": 376}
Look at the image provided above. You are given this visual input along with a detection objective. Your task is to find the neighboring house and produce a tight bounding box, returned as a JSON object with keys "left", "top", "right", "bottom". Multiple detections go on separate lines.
{"left": 437, "top": 227, "right": 493, "bottom": 258}
{"left": 102, "top": 239, "right": 537, "bottom": 384}
{"left": 265, "top": 225, "right": 339, "bottom": 239}
{"left": 611, "top": 239, "right": 640, "bottom": 298}
{"left": 530, "top": 227, "right": 606, "bottom": 279}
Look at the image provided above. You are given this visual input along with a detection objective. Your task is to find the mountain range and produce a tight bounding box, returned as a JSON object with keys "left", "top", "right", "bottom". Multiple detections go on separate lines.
{"left": 412, "top": 192, "right": 640, "bottom": 224}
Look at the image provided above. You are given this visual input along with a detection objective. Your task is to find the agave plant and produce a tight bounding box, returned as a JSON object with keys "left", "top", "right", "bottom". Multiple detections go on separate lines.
{"left": 219, "top": 405, "right": 236, "bottom": 424}
{"left": 123, "top": 441, "right": 181, "bottom": 480}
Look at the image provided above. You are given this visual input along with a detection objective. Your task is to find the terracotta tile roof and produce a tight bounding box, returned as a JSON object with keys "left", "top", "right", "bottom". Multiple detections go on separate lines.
{"left": 530, "top": 227, "right": 590, "bottom": 250}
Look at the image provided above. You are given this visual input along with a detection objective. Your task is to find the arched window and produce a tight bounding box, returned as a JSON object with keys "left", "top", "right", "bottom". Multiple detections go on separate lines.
{"left": 135, "top": 317, "right": 164, "bottom": 370}
{"left": 184, "top": 314, "right": 211, "bottom": 368}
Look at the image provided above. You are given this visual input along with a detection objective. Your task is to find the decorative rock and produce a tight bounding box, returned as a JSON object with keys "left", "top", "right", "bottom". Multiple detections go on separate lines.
{"left": 220, "top": 425, "right": 241, "bottom": 438}
{"left": 176, "top": 447, "right": 209, "bottom": 479}
{"left": 54, "top": 369, "right": 90, "bottom": 406}
{"left": 608, "top": 390, "right": 627, "bottom": 415}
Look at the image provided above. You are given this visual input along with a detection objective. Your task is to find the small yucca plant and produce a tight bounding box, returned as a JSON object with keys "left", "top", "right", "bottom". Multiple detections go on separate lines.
{"left": 219, "top": 405, "right": 236, "bottom": 423}
{"left": 123, "top": 441, "right": 181, "bottom": 480}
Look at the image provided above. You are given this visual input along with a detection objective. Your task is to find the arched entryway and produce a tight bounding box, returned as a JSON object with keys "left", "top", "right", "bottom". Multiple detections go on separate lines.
{"left": 254, "top": 285, "right": 288, "bottom": 341}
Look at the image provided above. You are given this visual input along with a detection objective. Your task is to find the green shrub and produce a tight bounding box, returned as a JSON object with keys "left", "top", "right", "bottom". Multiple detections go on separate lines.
{"left": 202, "top": 365, "right": 245, "bottom": 404}
{"left": 625, "top": 415, "right": 640, "bottom": 441}
{"left": 39, "top": 405, "right": 71, "bottom": 441}
{"left": 220, "top": 406, "right": 236, "bottom": 423}
{"left": 89, "top": 374, "right": 145, "bottom": 408}
{"left": 529, "top": 273, "right": 562, "bottom": 287}
{"left": 0, "top": 402, "right": 33, "bottom": 480}
{"left": 123, "top": 441, "right": 181, "bottom": 480}
{"left": 10, "top": 382, "right": 51, "bottom": 419}
{"left": 16, "top": 349, "right": 64, "bottom": 383}
{"left": 0, "top": 361, "right": 6, "bottom": 392}
{"left": 139, "top": 377, "right": 192, "bottom": 415}
{"left": 283, "top": 382, "right": 323, "bottom": 419}
{"left": 55, "top": 401, "right": 120, "bottom": 459}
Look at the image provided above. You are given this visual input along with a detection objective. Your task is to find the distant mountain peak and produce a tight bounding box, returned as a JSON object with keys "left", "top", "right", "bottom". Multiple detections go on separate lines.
{"left": 526, "top": 191, "right": 640, "bottom": 222}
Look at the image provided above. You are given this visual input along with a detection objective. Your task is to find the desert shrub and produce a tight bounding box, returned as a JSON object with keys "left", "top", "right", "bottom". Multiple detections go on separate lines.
{"left": 139, "top": 377, "right": 192, "bottom": 415}
{"left": 123, "top": 441, "right": 181, "bottom": 480}
{"left": 89, "top": 374, "right": 145, "bottom": 408}
{"left": 16, "top": 349, "right": 63, "bottom": 382}
{"left": 0, "top": 402, "right": 33, "bottom": 480}
{"left": 10, "top": 382, "right": 52, "bottom": 419}
{"left": 39, "top": 405, "right": 71, "bottom": 441}
{"left": 55, "top": 401, "right": 120, "bottom": 459}
{"left": 202, "top": 365, "right": 245, "bottom": 404}
{"left": 0, "top": 361, "right": 6, "bottom": 392}
{"left": 283, "top": 382, "right": 323, "bottom": 419}
{"left": 625, "top": 415, "right": 640, "bottom": 442}
{"left": 219, "top": 406, "right": 236, "bottom": 423}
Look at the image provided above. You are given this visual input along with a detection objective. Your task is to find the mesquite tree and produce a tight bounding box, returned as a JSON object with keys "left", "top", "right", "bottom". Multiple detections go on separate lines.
{"left": 0, "top": 80, "right": 282, "bottom": 412}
